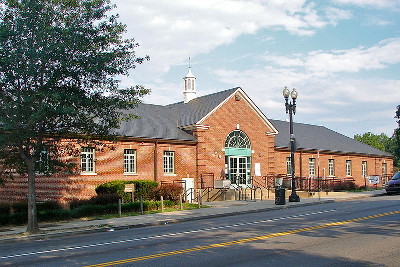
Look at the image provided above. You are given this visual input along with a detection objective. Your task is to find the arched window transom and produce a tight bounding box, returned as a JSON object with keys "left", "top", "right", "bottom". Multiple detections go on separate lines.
{"left": 225, "top": 130, "right": 250, "bottom": 149}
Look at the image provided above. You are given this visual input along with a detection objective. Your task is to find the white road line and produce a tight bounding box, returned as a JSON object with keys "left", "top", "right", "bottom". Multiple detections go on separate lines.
{"left": 0, "top": 209, "right": 336, "bottom": 259}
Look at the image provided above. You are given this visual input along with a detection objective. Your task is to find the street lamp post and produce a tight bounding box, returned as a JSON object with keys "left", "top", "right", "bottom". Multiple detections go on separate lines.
{"left": 283, "top": 86, "right": 300, "bottom": 202}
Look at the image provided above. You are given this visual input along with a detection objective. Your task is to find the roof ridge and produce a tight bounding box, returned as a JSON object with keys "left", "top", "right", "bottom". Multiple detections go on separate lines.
{"left": 166, "top": 87, "right": 239, "bottom": 107}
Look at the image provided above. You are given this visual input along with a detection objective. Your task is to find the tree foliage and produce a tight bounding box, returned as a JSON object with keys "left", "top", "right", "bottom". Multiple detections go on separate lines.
{"left": 354, "top": 105, "right": 400, "bottom": 170}
{"left": 0, "top": 0, "right": 149, "bottom": 233}
{"left": 353, "top": 132, "right": 391, "bottom": 152}
{"left": 392, "top": 105, "right": 400, "bottom": 168}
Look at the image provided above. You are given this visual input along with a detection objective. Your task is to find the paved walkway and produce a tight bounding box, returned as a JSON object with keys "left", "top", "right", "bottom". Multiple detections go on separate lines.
{"left": 0, "top": 190, "right": 386, "bottom": 242}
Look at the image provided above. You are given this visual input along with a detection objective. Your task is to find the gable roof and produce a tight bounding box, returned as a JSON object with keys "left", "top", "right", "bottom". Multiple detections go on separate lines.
{"left": 165, "top": 88, "right": 238, "bottom": 127}
{"left": 114, "top": 88, "right": 241, "bottom": 142}
{"left": 114, "top": 104, "right": 197, "bottom": 142}
{"left": 270, "top": 119, "right": 392, "bottom": 157}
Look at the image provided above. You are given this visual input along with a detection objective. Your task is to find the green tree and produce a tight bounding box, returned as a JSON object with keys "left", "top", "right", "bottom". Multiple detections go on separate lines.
{"left": 0, "top": 0, "right": 149, "bottom": 233}
{"left": 354, "top": 132, "right": 391, "bottom": 152}
{"left": 392, "top": 105, "right": 400, "bottom": 168}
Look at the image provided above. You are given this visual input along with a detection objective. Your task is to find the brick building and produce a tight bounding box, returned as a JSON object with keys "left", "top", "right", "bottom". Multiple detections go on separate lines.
{"left": 0, "top": 68, "right": 394, "bottom": 203}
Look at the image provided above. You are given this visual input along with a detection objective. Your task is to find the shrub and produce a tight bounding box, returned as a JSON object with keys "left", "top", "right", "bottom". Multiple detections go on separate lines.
{"left": 38, "top": 209, "right": 72, "bottom": 221}
{"left": 69, "top": 194, "right": 120, "bottom": 209}
{"left": 134, "top": 180, "right": 159, "bottom": 200}
{"left": 0, "top": 203, "right": 11, "bottom": 215}
{"left": 0, "top": 212, "right": 27, "bottom": 226}
{"left": 332, "top": 181, "right": 357, "bottom": 191}
{"left": 69, "top": 198, "right": 93, "bottom": 210}
{"left": 152, "top": 184, "right": 183, "bottom": 202}
{"left": 95, "top": 180, "right": 158, "bottom": 202}
{"left": 12, "top": 201, "right": 28, "bottom": 213}
{"left": 70, "top": 204, "right": 118, "bottom": 218}
{"left": 121, "top": 202, "right": 141, "bottom": 213}
{"left": 37, "top": 200, "right": 63, "bottom": 211}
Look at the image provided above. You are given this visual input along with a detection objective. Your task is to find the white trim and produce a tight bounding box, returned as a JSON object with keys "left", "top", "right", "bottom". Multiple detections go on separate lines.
{"left": 196, "top": 88, "right": 279, "bottom": 135}
{"left": 80, "top": 172, "right": 97, "bottom": 176}
{"left": 180, "top": 124, "right": 210, "bottom": 131}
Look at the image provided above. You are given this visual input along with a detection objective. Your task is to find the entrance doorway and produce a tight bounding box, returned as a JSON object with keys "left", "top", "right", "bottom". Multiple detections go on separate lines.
{"left": 225, "top": 130, "right": 252, "bottom": 187}
{"left": 228, "top": 156, "right": 250, "bottom": 186}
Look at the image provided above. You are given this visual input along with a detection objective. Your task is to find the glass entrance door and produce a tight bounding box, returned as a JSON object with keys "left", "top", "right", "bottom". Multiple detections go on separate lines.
{"left": 228, "top": 156, "right": 249, "bottom": 186}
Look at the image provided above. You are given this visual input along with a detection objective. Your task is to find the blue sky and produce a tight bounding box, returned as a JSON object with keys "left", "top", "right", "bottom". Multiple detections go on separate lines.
{"left": 112, "top": 0, "right": 400, "bottom": 138}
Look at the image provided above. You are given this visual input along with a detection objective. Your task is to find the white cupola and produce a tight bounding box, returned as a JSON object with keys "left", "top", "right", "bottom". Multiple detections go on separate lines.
{"left": 183, "top": 67, "right": 196, "bottom": 103}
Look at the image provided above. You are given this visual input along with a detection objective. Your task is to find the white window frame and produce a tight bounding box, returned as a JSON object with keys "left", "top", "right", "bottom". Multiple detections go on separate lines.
{"left": 309, "top": 158, "right": 315, "bottom": 177}
{"left": 328, "top": 159, "right": 335, "bottom": 177}
{"left": 36, "top": 148, "right": 49, "bottom": 175}
{"left": 382, "top": 163, "right": 387, "bottom": 184}
{"left": 362, "top": 161, "right": 368, "bottom": 177}
{"left": 346, "top": 160, "right": 352, "bottom": 177}
{"left": 382, "top": 163, "right": 387, "bottom": 177}
{"left": 124, "top": 149, "right": 137, "bottom": 174}
{"left": 81, "top": 147, "right": 95, "bottom": 174}
{"left": 286, "top": 157, "right": 292, "bottom": 176}
{"left": 163, "top": 151, "right": 175, "bottom": 174}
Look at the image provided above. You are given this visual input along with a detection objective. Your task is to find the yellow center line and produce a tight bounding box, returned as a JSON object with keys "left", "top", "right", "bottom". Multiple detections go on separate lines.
{"left": 84, "top": 210, "right": 400, "bottom": 267}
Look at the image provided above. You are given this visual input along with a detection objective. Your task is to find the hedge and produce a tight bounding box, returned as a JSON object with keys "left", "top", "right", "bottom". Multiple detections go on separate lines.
{"left": 0, "top": 200, "right": 176, "bottom": 227}
{"left": 95, "top": 180, "right": 158, "bottom": 202}
{"left": 0, "top": 200, "right": 63, "bottom": 216}
{"left": 69, "top": 194, "right": 120, "bottom": 209}
{"left": 152, "top": 184, "right": 183, "bottom": 202}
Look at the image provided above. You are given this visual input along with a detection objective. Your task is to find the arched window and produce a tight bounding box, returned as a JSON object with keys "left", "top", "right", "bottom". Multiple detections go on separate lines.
{"left": 225, "top": 130, "right": 250, "bottom": 149}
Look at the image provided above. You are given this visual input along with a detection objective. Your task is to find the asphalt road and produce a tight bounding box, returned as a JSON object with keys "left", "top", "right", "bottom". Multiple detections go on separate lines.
{"left": 1, "top": 194, "right": 399, "bottom": 267}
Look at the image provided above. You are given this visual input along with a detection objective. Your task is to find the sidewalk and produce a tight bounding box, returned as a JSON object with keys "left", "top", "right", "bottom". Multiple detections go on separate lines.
{"left": 0, "top": 190, "right": 386, "bottom": 242}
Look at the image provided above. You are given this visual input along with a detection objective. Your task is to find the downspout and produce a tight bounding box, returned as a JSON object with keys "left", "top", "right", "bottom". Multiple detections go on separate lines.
{"left": 195, "top": 137, "right": 199, "bottom": 190}
{"left": 299, "top": 150, "right": 303, "bottom": 188}
{"left": 154, "top": 140, "right": 158, "bottom": 182}
{"left": 299, "top": 150, "right": 303, "bottom": 178}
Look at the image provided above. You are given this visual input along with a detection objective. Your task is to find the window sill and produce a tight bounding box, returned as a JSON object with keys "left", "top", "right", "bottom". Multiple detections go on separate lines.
{"left": 81, "top": 172, "right": 97, "bottom": 176}
{"left": 164, "top": 173, "right": 177, "bottom": 176}
{"left": 124, "top": 173, "right": 138, "bottom": 176}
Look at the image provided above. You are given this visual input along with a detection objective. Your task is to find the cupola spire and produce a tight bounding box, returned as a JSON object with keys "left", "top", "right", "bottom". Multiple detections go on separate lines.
{"left": 183, "top": 57, "right": 196, "bottom": 103}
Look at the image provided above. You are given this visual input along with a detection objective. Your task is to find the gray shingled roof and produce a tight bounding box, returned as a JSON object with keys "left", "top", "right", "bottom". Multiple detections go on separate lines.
{"left": 114, "top": 104, "right": 197, "bottom": 142}
{"left": 112, "top": 88, "right": 392, "bottom": 157}
{"left": 270, "top": 119, "right": 392, "bottom": 157}
{"left": 113, "top": 88, "right": 238, "bottom": 142}
{"left": 166, "top": 88, "right": 238, "bottom": 126}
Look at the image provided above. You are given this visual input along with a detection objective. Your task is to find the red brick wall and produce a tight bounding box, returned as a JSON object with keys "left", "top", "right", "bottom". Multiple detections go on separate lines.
{"left": 275, "top": 150, "right": 394, "bottom": 187}
{"left": 195, "top": 92, "right": 276, "bottom": 186}
{"left": 0, "top": 139, "right": 196, "bottom": 204}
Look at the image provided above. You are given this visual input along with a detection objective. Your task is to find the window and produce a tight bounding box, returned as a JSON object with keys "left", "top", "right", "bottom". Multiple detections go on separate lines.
{"left": 328, "top": 159, "right": 335, "bottom": 176}
{"left": 225, "top": 130, "right": 251, "bottom": 148}
{"left": 382, "top": 163, "right": 387, "bottom": 184}
{"left": 124, "top": 149, "right": 136, "bottom": 174}
{"left": 309, "top": 158, "right": 315, "bottom": 177}
{"left": 36, "top": 148, "right": 49, "bottom": 175}
{"left": 382, "top": 163, "right": 387, "bottom": 177}
{"left": 286, "top": 157, "right": 292, "bottom": 176}
{"left": 81, "top": 147, "right": 95, "bottom": 173}
{"left": 362, "top": 161, "right": 368, "bottom": 177}
{"left": 346, "top": 160, "right": 352, "bottom": 176}
{"left": 163, "top": 151, "right": 175, "bottom": 174}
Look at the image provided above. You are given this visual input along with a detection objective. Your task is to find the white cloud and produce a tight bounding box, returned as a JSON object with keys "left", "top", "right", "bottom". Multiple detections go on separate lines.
{"left": 263, "top": 38, "right": 400, "bottom": 74}
{"left": 365, "top": 17, "right": 392, "bottom": 26}
{"left": 324, "top": 7, "right": 353, "bottom": 26}
{"left": 112, "top": 0, "right": 352, "bottom": 80}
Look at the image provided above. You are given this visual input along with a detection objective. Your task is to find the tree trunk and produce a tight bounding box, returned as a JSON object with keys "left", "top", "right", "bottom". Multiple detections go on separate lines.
{"left": 26, "top": 160, "right": 39, "bottom": 234}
